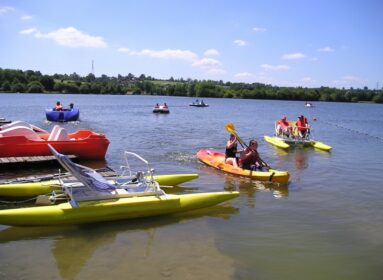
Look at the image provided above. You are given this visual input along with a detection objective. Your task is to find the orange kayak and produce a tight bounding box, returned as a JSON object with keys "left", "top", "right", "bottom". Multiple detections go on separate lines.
{"left": 196, "top": 149, "right": 289, "bottom": 184}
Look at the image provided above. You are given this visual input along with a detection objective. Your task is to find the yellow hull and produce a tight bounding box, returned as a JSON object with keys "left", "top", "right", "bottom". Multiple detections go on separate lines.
{"left": 264, "top": 135, "right": 332, "bottom": 151}
{"left": 0, "top": 174, "right": 199, "bottom": 197}
{"left": 0, "top": 191, "right": 239, "bottom": 226}
{"left": 311, "top": 141, "right": 332, "bottom": 151}
{"left": 264, "top": 135, "right": 290, "bottom": 149}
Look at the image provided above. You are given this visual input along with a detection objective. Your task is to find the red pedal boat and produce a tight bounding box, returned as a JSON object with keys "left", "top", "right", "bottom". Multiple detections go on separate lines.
{"left": 0, "top": 124, "right": 110, "bottom": 159}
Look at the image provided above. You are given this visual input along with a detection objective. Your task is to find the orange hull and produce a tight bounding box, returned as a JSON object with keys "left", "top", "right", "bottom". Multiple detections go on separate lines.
{"left": 0, "top": 130, "right": 110, "bottom": 159}
{"left": 196, "top": 149, "right": 289, "bottom": 184}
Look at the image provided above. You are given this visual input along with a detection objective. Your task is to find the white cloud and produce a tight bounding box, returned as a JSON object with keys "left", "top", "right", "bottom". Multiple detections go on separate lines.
{"left": 207, "top": 68, "right": 226, "bottom": 75}
{"left": 119, "top": 46, "right": 225, "bottom": 75}
{"left": 20, "top": 28, "right": 38, "bottom": 34}
{"left": 118, "top": 47, "right": 132, "bottom": 53}
{"left": 311, "top": 57, "right": 319, "bottom": 61}
{"left": 234, "top": 72, "right": 277, "bottom": 84}
{"left": 193, "top": 58, "right": 225, "bottom": 75}
{"left": 301, "top": 77, "right": 316, "bottom": 84}
{"left": 119, "top": 48, "right": 198, "bottom": 61}
{"left": 261, "top": 64, "right": 290, "bottom": 71}
{"left": 21, "top": 15, "right": 33, "bottom": 20}
{"left": 332, "top": 75, "right": 367, "bottom": 87}
{"left": 0, "top": 6, "right": 15, "bottom": 14}
{"left": 282, "top": 52, "right": 306, "bottom": 60}
{"left": 192, "top": 58, "right": 222, "bottom": 67}
{"left": 235, "top": 72, "right": 253, "bottom": 78}
{"left": 204, "top": 49, "right": 219, "bottom": 56}
{"left": 253, "top": 27, "right": 267, "bottom": 32}
{"left": 342, "top": 76, "right": 362, "bottom": 82}
{"left": 32, "top": 27, "right": 108, "bottom": 48}
{"left": 318, "top": 46, "right": 335, "bottom": 52}
{"left": 234, "top": 39, "right": 247, "bottom": 46}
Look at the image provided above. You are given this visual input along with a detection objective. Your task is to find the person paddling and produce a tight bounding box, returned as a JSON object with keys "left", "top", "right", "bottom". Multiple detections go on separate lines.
{"left": 239, "top": 140, "right": 270, "bottom": 171}
{"left": 225, "top": 134, "right": 239, "bottom": 167}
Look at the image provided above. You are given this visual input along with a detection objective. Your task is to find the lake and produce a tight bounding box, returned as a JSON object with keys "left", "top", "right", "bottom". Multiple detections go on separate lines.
{"left": 1, "top": 93, "right": 382, "bottom": 280}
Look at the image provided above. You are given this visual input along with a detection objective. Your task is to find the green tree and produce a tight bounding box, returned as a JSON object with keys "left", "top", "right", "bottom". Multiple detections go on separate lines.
{"left": 40, "top": 75, "right": 55, "bottom": 91}
{"left": 11, "top": 82, "right": 26, "bottom": 93}
{"left": 27, "top": 81, "right": 44, "bottom": 93}
{"left": 1, "top": 81, "right": 11, "bottom": 91}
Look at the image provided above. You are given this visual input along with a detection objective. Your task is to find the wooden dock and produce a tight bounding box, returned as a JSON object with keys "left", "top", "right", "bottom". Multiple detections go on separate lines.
{"left": 0, "top": 155, "right": 78, "bottom": 168}
{"left": 0, "top": 167, "right": 117, "bottom": 184}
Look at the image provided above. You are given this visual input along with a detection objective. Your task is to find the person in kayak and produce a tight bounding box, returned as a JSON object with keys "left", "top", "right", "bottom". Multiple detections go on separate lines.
{"left": 276, "top": 116, "right": 292, "bottom": 137}
{"left": 225, "top": 134, "right": 239, "bottom": 167}
{"left": 239, "top": 140, "right": 270, "bottom": 171}
{"left": 54, "top": 101, "right": 63, "bottom": 111}
{"left": 296, "top": 115, "right": 310, "bottom": 138}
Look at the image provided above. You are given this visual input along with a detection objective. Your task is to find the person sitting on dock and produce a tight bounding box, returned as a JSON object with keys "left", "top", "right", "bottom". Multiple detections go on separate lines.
{"left": 54, "top": 101, "right": 63, "bottom": 111}
{"left": 239, "top": 140, "right": 270, "bottom": 171}
{"left": 225, "top": 134, "right": 238, "bottom": 167}
{"left": 276, "top": 116, "right": 292, "bottom": 138}
{"left": 296, "top": 115, "right": 310, "bottom": 138}
{"left": 163, "top": 103, "right": 168, "bottom": 108}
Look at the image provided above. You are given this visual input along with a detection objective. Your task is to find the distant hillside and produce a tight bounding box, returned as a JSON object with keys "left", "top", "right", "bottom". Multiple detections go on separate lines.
{"left": 0, "top": 68, "right": 382, "bottom": 103}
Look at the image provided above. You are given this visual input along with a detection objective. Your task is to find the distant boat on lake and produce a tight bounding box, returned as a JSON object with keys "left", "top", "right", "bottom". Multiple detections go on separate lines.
{"left": 46, "top": 103, "right": 80, "bottom": 122}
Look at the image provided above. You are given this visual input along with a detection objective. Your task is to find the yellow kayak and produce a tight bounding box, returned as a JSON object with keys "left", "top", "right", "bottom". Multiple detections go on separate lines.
{"left": 197, "top": 149, "right": 289, "bottom": 184}
{"left": 0, "top": 174, "right": 199, "bottom": 198}
{"left": 0, "top": 191, "right": 239, "bottom": 226}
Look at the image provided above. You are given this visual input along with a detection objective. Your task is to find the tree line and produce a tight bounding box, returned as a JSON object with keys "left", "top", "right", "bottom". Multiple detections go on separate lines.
{"left": 1, "top": 68, "right": 382, "bottom": 103}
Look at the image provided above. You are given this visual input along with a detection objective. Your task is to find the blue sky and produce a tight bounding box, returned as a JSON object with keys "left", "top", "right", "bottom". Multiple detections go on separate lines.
{"left": 1, "top": 0, "right": 382, "bottom": 89}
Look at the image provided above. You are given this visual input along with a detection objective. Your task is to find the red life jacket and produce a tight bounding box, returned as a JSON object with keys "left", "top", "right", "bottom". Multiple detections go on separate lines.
{"left": 296, "top": 118, "right": 308, "bottom": 131}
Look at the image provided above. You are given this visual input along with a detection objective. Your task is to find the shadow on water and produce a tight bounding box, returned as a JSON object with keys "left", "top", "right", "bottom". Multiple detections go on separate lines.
{"left": 0, "top": 204, "right": 239, "bottom": 279}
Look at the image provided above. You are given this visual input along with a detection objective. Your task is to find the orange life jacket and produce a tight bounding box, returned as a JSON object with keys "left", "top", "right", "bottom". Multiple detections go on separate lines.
{"left": 55, "top": 104, "right": 63, "bottom": 111}
{"left": 278, "top": 119, "right": 289, "bottom": 128}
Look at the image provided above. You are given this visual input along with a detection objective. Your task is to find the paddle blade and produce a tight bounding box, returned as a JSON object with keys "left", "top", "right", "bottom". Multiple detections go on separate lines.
{"left": 224, "top": 122, "right": 236, "bottom": 133}
{"left": 224, "top": 122, "right": 246, "bottom": 147}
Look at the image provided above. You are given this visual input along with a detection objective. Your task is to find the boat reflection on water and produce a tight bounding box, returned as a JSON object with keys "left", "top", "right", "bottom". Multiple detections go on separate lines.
{"left": 223, "top": 175, "right": 289, "bottom": 201}
{"left": 197, "top": 164, "right": 289, "bottom": 200}
{"left": 0, "top": 203, "right": 239, "bottom": 279}
{"left": 293, "top": 149, "right": 309, "bottom": 170}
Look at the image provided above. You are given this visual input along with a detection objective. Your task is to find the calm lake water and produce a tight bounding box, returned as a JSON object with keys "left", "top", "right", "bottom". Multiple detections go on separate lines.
{"left": 1, "top": 93, "right": 382, "bottom": 280}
